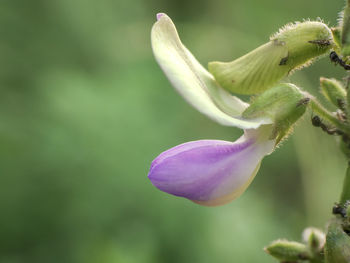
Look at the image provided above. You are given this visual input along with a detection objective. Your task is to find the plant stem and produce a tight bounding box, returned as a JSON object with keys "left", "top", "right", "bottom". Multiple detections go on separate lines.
{"left": 309, "top": 258, "right": 324, "bottom": 263}
{"left": 340, "top": 161, "right": 350, "bottom": 205}
{"left": 308, "top": 96, "right": 350, "bottom": 134}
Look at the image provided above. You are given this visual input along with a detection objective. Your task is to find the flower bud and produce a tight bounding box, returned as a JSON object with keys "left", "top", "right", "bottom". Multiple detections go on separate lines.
{"left": 324, "top": 219, "right": 350, "bottom": 263}
{"left": 209, "top": 21, "right": 332, "bottom": 95}
{"left": 320, "top": 77, "right": 346, "bottom": 110}
{"left": 302, "top": 227, "right": 326, "bottom": 253}
{"left": 242, "top": 83, "right": 309, "bottom": 142}
{"left": 341, "top": 0, "right": 350, "bottom": 56}
{"left": 264, "top": 239, "right": 310, "bottom": 261}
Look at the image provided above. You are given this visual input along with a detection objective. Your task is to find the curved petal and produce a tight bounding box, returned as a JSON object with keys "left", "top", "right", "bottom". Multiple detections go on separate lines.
{"left": 151, "top": 13, "right": 271, "bottom": 129}
{"left": 148, "top": 128, "right": 275, "bottom": 206}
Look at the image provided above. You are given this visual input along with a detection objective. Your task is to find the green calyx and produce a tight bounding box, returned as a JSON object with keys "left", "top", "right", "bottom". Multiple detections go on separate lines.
{"left": 208, "top": 21, "right": 332, "bottom": 95}
{"left": 273, "top": 21, "right": 332, "bottom": 68}
{"left": 242, "top": 83, "right": 309, "bottom": 143}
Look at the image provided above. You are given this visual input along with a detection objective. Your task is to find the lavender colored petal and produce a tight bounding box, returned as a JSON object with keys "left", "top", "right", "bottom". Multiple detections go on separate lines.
{"left": 148, "top": 129, "right": 275, "bottom": 206}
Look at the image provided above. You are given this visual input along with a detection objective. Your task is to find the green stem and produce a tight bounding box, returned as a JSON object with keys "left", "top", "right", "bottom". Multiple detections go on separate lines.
{"left": 340, "top": 162, "right": 350, "bottom": 205}
{"left": 309, "top": 258, "right": 324, "bottom": 263}
{"left": 308, "top": 96, "right": 350, "bottom": 134}
{"left": 346, "top": 73, "right": 350, "bottom": 116}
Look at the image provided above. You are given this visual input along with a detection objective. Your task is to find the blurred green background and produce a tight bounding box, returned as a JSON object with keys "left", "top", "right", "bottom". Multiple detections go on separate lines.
{"left": 0, "top": 0, "right": 348, "bottom": 262}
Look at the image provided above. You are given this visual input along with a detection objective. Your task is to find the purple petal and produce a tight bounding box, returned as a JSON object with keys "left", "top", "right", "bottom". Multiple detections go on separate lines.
{"left": 148, "top": 130, "right": 274, "bottom": 206}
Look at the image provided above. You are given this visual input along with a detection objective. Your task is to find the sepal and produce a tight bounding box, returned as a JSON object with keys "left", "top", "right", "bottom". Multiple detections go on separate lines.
{"left": 242, "top": 83, "right": 309, "bottom": 143}
{"left": 209, "top": 21, "right": 332, "bottom": 95}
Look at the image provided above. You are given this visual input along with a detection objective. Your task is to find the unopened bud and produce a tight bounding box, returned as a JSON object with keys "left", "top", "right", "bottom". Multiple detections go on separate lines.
{"left": 242, "top": 83, "right": 309, "bottom": 142}
{"left": 209, "top": 21, "right": 332, "bottom": 95}
{"left": 302, "top": 227, "right": 326, "bottom": 253}
{"left": 264, "top": 239, "right": 310, "bottom": 261}
{"left": 320, "top": 77, "right": 346, "bottom": 110}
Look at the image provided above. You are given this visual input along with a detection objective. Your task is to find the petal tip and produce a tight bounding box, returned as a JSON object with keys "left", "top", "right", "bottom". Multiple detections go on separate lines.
{"left": 156, "top": 13, "right": 165, "bottom": 21}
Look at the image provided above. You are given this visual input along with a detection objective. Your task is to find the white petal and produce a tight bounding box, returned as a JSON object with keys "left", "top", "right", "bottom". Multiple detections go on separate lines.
{"left": 151, "top": 13, "right": 270, "bottom": 129}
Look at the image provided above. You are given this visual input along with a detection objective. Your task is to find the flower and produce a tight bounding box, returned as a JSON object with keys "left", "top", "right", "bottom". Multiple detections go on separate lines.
{"left": 148, "top": 13, "right": 307, "bottom": 206}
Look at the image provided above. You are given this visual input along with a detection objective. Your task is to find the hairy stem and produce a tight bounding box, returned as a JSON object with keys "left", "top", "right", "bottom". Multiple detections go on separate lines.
{"left": 340, "top": 162, "right": 350, "bottom": 205}
{"left": 308, "top": 96, "right": 350, "bottom": 134}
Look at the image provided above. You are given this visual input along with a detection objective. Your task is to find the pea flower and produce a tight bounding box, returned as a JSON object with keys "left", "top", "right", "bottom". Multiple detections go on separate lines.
{"left": 148, "top": 13, "right": 312, "bottom": 206}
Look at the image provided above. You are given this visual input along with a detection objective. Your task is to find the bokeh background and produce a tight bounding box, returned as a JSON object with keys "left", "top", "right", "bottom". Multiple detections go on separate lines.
{"left": 0, "top": 0, "right": 348, "bottom": 262}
